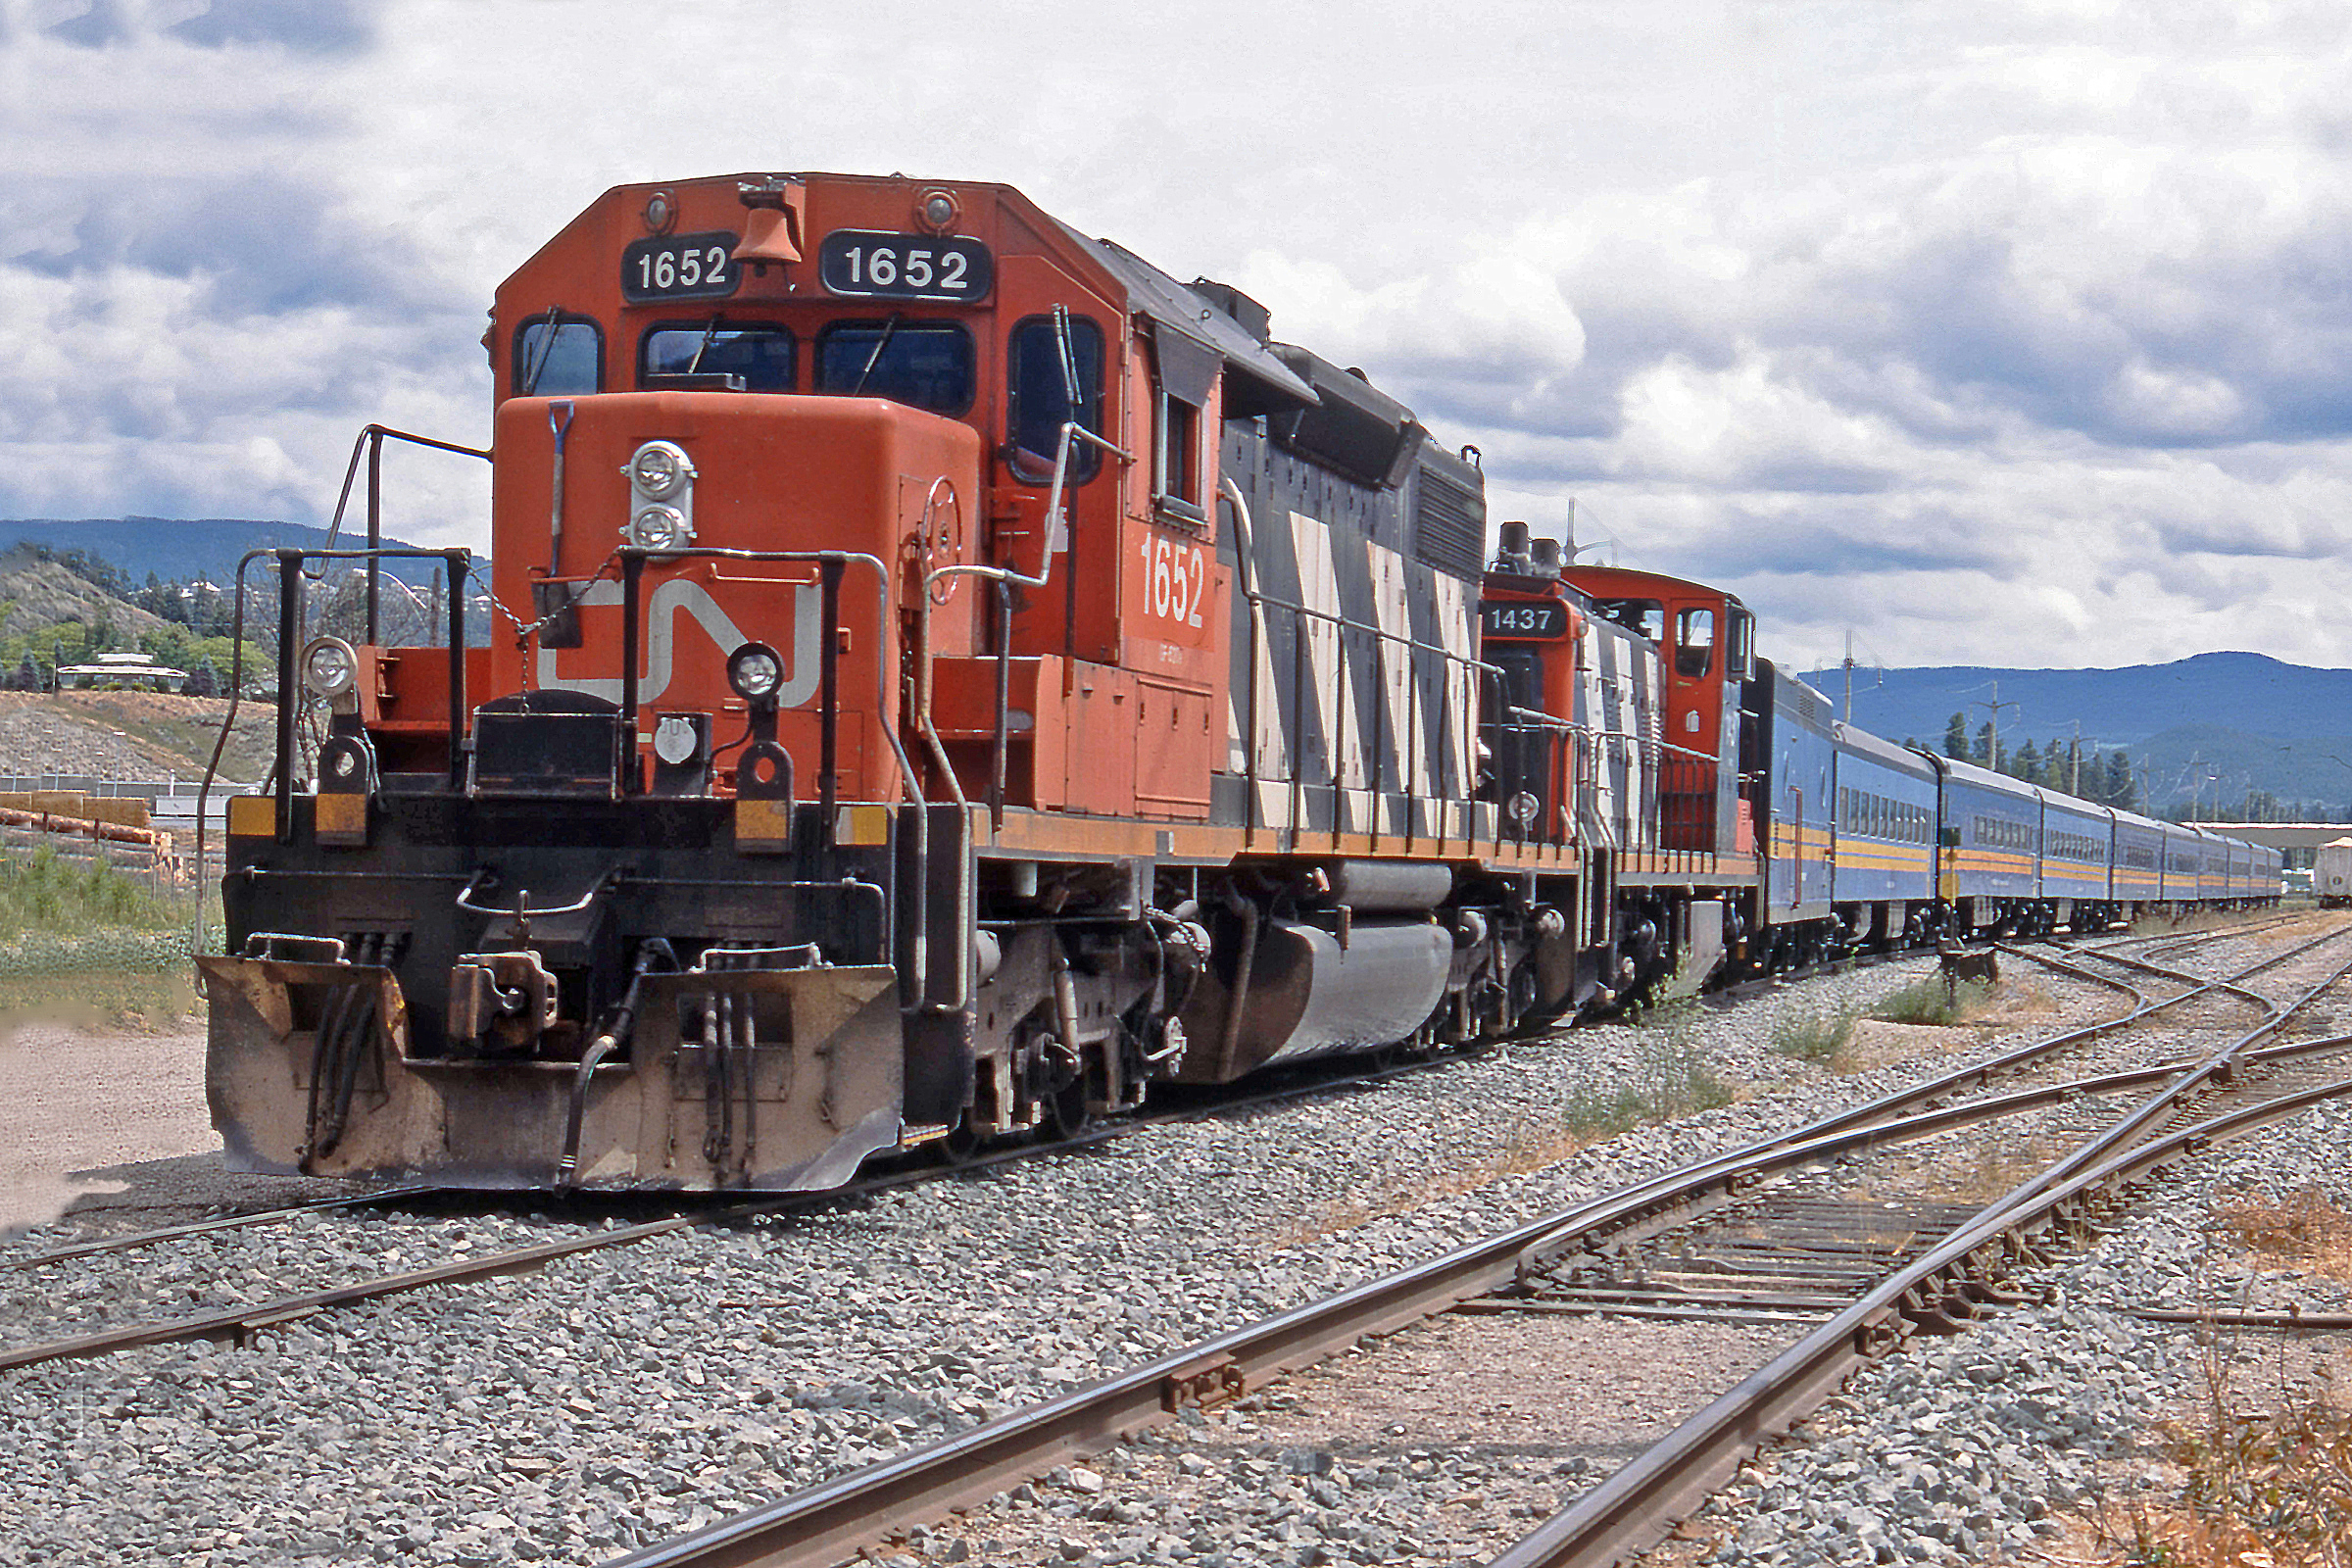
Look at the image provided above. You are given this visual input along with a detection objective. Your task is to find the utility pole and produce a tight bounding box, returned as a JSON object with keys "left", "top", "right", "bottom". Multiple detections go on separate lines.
{"left": 1971, "top": 681, "right": 2021, "bottom": 774}
{"left": 2069, "top": 720, "right": 2095, "bottom": 796}
{"left": 1842, "top": 631, "right": 1854, "bottom": 723}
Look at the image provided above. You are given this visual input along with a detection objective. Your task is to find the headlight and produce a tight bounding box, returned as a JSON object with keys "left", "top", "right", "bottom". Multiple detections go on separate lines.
{"left": 727, "top": 641, "right": 784, "bottom": 703}
{"left": 628, "top": 505, "right": 690, "bottom": 552}
{"left": 626, "top": 441, "right": 695, "bottom": 500}
{"left": 302, "top": 637, "right": 358, "bottom": 700}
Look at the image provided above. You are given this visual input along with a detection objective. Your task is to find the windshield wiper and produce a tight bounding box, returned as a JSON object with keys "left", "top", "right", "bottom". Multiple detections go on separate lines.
{"left": 519, "top": 306, "right": 564, "bottom": 396}
{"left": 848, "top": 314, "right": 903, "bottom": 398}
{"left": 686, "top": 314, "right": 726, "bottom": 375}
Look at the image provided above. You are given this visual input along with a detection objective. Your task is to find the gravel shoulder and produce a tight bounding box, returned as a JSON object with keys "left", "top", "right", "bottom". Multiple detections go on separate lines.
{"left": 0, "top": 1019, "right": 215, "bottom": 1232}
{"left": 0, "top": 923, "right": 2333, "bottom": 1568}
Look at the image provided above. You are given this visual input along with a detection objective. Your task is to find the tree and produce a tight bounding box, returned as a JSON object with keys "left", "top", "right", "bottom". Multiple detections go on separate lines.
{"left": 2104, "top": 751, "right": 2136, "bottom": 811}
{"left": 2015, "top": 740, "right": 2041, "bottom": 784}
{"left": 184, "top": 662, "right": 219, "bottom": 699}
{"left": 1943, "top": 711, "right": 1969, "bottom": 760}
{"left": 1974, "top": 721, "right": 2002, "bottom": 771}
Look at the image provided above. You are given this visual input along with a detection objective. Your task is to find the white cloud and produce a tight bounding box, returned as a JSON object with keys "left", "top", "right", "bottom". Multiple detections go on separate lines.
{"left": 5, "top": 0, "right": 2352, "bottom": 669}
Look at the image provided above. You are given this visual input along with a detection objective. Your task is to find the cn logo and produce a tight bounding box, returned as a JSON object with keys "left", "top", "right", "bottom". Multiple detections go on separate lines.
{"left": 535, "top": 579, "right": 821, "bottom": 708}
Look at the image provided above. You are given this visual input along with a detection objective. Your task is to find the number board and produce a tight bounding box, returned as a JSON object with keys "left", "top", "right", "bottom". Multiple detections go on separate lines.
{"left": 817, "top": 230, "right": 993, "bottom": 303}
{"left": 620, "top": 231, "right": 741, "bottom": 303}
{"left": 1480, "top": 600, "right": 1573, "bottom": 640}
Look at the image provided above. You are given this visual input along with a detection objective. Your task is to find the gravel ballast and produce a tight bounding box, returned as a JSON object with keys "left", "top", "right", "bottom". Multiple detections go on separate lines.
{"left": 0, "top": 925, "right": 2337, "bottom": 1567}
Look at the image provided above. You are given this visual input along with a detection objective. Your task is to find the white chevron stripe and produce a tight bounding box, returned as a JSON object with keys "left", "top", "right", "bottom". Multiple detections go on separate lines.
{"left": 1288, "top": 510, "right": 1353, "bottom": 790}
{"left": 1430, "top": 572, "right": 1472, "bottom": 800}
{"left": 1364, "top": 540, "right": 1412, "bottom": 796}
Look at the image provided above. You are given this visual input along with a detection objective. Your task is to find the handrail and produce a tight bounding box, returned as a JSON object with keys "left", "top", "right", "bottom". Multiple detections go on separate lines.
{"left": 913, "top": 421, "right": 1129, "bottom": 829}
{"left": 199, "top": 545, "right": 474, "bottom": 923}
{"left": 319, "top": 424, "right": 493, "bottom": 646}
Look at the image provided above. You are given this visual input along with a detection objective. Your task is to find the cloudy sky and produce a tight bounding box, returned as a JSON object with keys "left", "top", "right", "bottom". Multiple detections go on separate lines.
{"left": 3, "top": 0, "right": 2350, "bottom": 671}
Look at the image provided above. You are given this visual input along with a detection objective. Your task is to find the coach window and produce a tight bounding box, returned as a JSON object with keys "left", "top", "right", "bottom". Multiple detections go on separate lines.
{"left": 814, "top": 319, "right": 975, "bottom": 416}
{"left": 513, "top": 313, "right": 601, "bottom": 397}
{"left": 1673, "top": 608, "right": 1716, "bottom": 677}
{"left": 1151, "top": 327, "right": 1219, "bottom": 525}
{"left": 640, "top": 321, "right": 795, "bottom": 391}
{"left": 1005, "top": 315, "right": 1104, "bottom": 483}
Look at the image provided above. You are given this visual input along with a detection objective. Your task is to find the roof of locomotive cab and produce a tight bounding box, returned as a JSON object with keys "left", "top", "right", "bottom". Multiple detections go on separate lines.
{"left": 495, "top": 171, "right": 1317, "bottom": 410}
{"left": 1560, "top": 564, "right": 1748, "bottom": 610}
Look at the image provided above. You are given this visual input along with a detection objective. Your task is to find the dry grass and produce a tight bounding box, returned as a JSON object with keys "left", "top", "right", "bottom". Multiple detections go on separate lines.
{"left": 0, "top": 967, "right": 201, "bottom": 1031}
{"left": 2042, "top": 1189, "right": 2352, "bottom": 1566}
{"left": 2209, "top": 1187, "right": 2352, "bottom": 1284}
{"left": 2071, "top": 1357, "right": 2352, "bottom": 1568}
{"left": 1265, "top": 1023, "right": 1739, "bottom": 1247}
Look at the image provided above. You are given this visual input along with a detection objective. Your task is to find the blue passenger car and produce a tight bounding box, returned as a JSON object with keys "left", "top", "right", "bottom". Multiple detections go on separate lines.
{"left": 2112, "top": 810, "right": 2166, "bottom": 907}
{"left": 1755, "top": 661, "right": 1836, "bottom": 926}
{"left": 1931, "top": 758, "right": 2044, "bottom": 928}
{"left": 2035, "top": 788, "right": 2115, "bottom": 930}
{"left": 2159, "top": 824, "right": 2203, "bottom": 904}
{"left": 1829, "top": 725, "right": 1938, "bottom": 943}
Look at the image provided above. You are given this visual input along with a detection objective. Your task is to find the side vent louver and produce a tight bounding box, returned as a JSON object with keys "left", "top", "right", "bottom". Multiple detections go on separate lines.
{"left": 1412, "top": 466, "right": 1486, "bottom": 579}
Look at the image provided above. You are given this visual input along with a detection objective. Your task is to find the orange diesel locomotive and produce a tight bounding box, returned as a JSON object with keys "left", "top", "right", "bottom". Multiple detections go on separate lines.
{"left": 203, "top": 172, "right": 1703, "bottom": 1191}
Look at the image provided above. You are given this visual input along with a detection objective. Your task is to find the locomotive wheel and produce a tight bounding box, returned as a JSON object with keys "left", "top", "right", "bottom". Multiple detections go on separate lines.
{"left": 937, "top": 1115, "right": 984, "bottom": 1166}
{"left": 1042, "top": 1078, "right": 1091, "bottom": 1141}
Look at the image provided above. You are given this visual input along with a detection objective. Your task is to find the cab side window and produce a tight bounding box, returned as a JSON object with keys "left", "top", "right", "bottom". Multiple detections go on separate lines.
{"left": 1674, "top": 608, "right": 1715, "bottom": 678}
{"left": 1151, "top": 329, "right": 1218, "bottom": 524}
{"left": 1005, "top": 316, "right": 1103, "bottom": 483}
{"left": 513, "top": 315, "right": 602, "bottom": 397}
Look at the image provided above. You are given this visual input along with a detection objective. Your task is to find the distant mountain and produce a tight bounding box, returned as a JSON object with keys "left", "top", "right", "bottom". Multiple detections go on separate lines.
{"left": 0, "top": 517, "right": 449, "bottom": 588}
{"left": 1799, "top": 651, "right": 2352, "bottom": 750}
{"left": 1798, "top": 652, "right": 2352, "bottom": 815}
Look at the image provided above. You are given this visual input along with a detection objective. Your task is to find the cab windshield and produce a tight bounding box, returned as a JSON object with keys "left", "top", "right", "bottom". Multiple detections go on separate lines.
{"left": 641, "top": 321, "right": 796, "bottom": 390}
{"left": 814, "top": 319, "right": 975, "bottom": 415}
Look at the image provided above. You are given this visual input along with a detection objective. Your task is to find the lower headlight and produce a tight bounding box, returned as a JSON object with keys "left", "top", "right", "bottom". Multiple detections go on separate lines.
{"left": 628, "top": 505, "right": 691, "bottom": 552}
{"left": 302, "top": 636, "right": 358, "bottom": 700}
{"left": 727, "top": 641, "right": 784, "bottom": 703}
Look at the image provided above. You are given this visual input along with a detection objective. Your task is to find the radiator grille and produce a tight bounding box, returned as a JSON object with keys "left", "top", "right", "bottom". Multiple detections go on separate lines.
{"left": 1413, "top": 468, "right": 1485, "bottom": 578}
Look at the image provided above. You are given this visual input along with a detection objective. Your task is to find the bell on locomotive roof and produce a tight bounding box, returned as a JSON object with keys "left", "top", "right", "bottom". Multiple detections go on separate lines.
{"left": 734, "top": 204, "right": 803, "bottom": 266}
{"left": 734, "top": 181, "right": 805, "bottom": 266}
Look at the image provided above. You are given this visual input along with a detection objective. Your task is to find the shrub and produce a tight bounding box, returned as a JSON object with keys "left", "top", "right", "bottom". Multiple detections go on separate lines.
{"left": 1771, "top": 1004, "right": 1855, "bottom": 1064}
{"left": 1869, "top": 976, "right": 1992, "bottom": 1027}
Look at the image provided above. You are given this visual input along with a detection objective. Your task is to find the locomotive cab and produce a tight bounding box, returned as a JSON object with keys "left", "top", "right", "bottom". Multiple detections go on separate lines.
{"left": 1558, "top": 564, "right": 1753, "bottom": 856}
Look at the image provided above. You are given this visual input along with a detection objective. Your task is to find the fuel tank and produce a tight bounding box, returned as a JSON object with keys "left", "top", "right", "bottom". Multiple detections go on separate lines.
{"left": 1170, "top": 918, "right": 1450, "bottom": 1083}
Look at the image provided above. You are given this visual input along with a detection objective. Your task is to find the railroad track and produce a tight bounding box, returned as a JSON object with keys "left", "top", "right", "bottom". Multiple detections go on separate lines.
{"left": 2, "top": 906, "right": 2261, "bottom": 1277}
{"left": 0, "top": 1040, "right": 1498, "bottom": 1369}
{"left": 585, "top": 916, "right": 2352, "bottom": 1568}
{"left": 1, "top": 912, "right": 2315, "bottom": 1371}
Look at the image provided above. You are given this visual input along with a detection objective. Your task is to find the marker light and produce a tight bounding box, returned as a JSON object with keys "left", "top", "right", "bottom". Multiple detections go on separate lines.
{"left": 727, "top": 642, "right": 784, "bottom": 704}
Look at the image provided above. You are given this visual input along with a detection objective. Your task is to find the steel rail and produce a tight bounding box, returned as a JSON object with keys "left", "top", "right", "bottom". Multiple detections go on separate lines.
{"left": 17, "top": 922, "right": 2327, "bottom": 1369}
{"left": 593, "top": 1024, "right": 2352, "bottom": 1568}
{"left": 1489, "top": 1065, "right": 2352, "bottom": 1568}
{"left": 0, "top": 1052, "right": 1463, "bottom": 1372}
{"left": 3, "top": 1185, "right": 437, "bottom": 1272}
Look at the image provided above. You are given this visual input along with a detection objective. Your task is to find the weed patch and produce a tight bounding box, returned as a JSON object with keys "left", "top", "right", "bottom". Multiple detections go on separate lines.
{"left": 1771, "top": 1004, "right": 1856, "bottom": 1066}
{"left": 1867, "top": 976, "right": 1992, "bottom": 1027}
{"left": 1559, "top": 1026, "right": 1736, "bottom": 1138}
{"left": 2208, "top": 1186, "right": 2352, "bottom": 1282}
{"left": 2085, "top": 1352, "right": 2352, "bottom": 1568}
